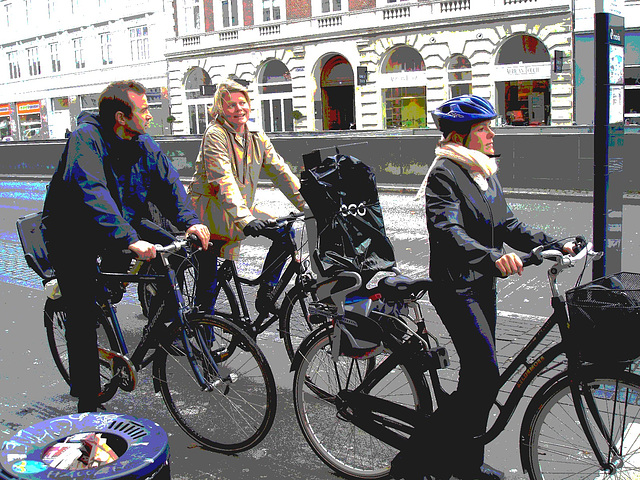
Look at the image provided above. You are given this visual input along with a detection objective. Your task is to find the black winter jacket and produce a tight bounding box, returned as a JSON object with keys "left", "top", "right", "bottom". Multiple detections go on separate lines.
{"left": 425, "top": 158, "right": 562, "bottom": 287}
{"left": 42, "top": 112, "right": 199, "bottom": 250}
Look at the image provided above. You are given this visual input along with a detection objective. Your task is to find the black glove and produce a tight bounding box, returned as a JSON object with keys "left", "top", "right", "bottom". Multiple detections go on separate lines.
{"left": 243, "top": 219, "right": 270, "bottom": 237}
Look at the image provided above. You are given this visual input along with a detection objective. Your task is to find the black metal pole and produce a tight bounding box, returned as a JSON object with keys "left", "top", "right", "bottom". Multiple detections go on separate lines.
{"left": 593, "top": 11, "right": 624, "bottom": 279}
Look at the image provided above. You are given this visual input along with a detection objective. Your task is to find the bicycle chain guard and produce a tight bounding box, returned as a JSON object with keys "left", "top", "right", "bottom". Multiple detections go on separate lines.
{"left": 98, "top": 347, "right": 138, "bottom": 392}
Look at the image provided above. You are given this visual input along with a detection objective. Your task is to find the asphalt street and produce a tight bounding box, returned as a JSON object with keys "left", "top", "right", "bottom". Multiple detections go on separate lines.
{"left": 1, "top": 179, "right": 640, "bottom": 479}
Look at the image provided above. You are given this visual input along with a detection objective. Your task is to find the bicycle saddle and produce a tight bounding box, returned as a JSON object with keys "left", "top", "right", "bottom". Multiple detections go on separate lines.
{"left": 377, "top": 275, "right": 432, "bottom": 302}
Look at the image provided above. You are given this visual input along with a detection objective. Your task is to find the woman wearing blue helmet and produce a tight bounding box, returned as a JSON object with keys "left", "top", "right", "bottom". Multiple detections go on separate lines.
{"left": 392, "top": 96, "right": 575, "bottom": 480}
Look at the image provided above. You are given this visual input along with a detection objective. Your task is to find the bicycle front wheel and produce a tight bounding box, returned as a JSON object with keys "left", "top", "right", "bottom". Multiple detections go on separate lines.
{"left": 44, "top": 297, "right": 120, "bottom": 402}
{"left": 521, "top": 368, "right": 640, "bottom": 480}
{"left": 154, "top": 314, "right": 277, "bottom": 453}
{"left": 292, "top": 329, "right": 431, "bottom": 479}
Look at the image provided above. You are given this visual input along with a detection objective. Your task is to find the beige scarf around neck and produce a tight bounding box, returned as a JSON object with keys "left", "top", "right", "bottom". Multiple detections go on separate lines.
{"left": 415, "top": 137, "right": 498, "bottom": 200}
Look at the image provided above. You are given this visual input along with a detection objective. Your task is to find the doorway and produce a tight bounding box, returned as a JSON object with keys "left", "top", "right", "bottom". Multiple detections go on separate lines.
{"left": 321, "top": 55, "right": 354, "bottom": 130}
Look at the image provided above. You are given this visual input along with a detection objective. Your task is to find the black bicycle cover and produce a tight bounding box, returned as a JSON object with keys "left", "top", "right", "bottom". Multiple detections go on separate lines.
{"left": 300, "top": 153, "right": 396, "bottom": 276}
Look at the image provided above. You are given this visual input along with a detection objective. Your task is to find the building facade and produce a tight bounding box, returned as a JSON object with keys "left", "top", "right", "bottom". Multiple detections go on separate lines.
{"left": 0, "top": 0, "right": 174, "bottom": 140}
{"left": 3, "top": 0, "right": 640, "bottom": 140}
{"left": 166, "top": 0, "right": 576, "bottom": 135}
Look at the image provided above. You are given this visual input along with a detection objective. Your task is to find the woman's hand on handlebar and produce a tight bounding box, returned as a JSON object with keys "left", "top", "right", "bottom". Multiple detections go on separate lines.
{"left": 186, "top": 223, "right": 210, "bottom": 250}
{"left": 495, "top": 253, "right": 524, "bottom": 277}
{"left": 129, "top": 240, "right": 157, "bottom": 260}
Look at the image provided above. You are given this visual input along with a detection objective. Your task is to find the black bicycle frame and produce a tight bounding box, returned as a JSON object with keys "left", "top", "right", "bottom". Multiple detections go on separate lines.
{"left": 98, "top": 254, "right": 221, "bottom": 391}
{"left": 215, "top": 222, "right": 307, "bottom": 336}
{"left": 338, "top": 294, "right": 621, "bottom": 472}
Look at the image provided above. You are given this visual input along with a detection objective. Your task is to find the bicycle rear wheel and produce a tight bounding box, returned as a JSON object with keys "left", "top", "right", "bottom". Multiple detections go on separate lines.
{"left": 154, "top": 313, "right": 277, "bottom": 453}
{"left": 521, "top": 368, "right": 640, "bottom": 480}
{"left": 44, "top": 297, "right": 120, "bottom": 402}
{"left": 281, "top": 284, "right": 318, "bottom": 361}
{"left": 292, "top": 329, "right": 431, "bottom": 479}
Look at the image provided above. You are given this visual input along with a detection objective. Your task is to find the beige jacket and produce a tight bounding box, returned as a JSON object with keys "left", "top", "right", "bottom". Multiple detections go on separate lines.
{"left": 188, "top": 118, "right": 305, "bottom": 260}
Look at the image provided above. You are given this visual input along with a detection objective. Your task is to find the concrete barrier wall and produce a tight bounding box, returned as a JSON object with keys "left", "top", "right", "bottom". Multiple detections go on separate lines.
{"left": 1, "top": 127, "right": 637, "bottom": 191}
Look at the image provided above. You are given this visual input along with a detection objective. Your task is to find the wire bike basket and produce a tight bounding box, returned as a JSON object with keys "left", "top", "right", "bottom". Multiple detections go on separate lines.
{"left": 566, "top": 272, "right": 640, "bottom": 363}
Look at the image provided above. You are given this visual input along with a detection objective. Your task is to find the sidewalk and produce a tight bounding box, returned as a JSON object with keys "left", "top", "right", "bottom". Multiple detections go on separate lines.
{"left": 3, "top": 174, "right": 640, "bottom": 205}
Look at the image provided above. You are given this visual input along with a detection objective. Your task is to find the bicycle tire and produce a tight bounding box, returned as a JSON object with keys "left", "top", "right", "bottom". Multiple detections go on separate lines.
{"left": 292, "top": 328, "right": 432, "bottom": 479}
{"left": 521, "top": 368, "right": 640, "bottom": 480}
{"left": 210, "top": 276, "right": 241, "bottom": 322}
{"left": 280, "top": 284, "right": 318, "bottom": 361}
{"left": 153, "top": 313, "right": 277, "bottom": 453}
{"left": 44, "top": 297, "right": 120, "bottom": 403}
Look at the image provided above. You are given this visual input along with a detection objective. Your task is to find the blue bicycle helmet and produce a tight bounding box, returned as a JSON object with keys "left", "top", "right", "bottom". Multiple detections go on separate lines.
{"left": 432, "top": 95, "right": 497, "bottom": 131}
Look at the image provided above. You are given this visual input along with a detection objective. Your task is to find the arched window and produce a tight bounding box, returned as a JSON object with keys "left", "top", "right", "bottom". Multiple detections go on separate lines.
{"left": 184, "top": 67, "right": 214, "bottom": 134}
{"left": 496, "top": 34, "right": 551, "bottom": 126}
{"left": 448, "top": 55, "right": 472, "bottom": 97}
{"left": 384, "top": 45, "right": 425, "bottom": 73}
{"left": 259, "top": 60, "right": 293, "bottom": 132}
{"left": 382, "top": 46, "right": 426, "bottom": 129}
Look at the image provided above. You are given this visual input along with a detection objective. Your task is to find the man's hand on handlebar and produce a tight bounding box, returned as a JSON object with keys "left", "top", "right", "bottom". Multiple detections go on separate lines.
{"left": 129, "top": 240, "right": 157, "bottom": 260}
{"left": 186, "top": 223, "right": 210, "bottom": 250}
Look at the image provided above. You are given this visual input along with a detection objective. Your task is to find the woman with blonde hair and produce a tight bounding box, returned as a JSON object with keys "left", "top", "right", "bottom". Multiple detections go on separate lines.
{"left": 188, "top": 79, "right": 305, "bottom": 315}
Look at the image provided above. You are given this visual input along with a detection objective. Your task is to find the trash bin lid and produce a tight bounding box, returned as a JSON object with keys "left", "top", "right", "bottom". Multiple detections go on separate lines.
{"left": 1, "top": 413, "right": 169, "bottom": 480}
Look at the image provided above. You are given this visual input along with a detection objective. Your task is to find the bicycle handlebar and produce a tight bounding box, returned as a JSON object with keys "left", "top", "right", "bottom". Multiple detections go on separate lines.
{"left": 522, "top": 236, "right": 602, "bottom": 272}
{"left": 263, "top": 211, "right": 305, "bottom": 230}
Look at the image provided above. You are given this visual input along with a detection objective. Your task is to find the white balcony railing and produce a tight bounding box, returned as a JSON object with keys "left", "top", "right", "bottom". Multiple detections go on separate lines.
{"left": 383, "top": 5, "right": 411, "bottom": 20}
{"left": 259, "top": 24, "right": 281, "bottom": 36}
{"left": 317, "top": 15, "right": 343, "bottom": 28}
{"left": 440, "top": 0, "right": 471, "bottom": 12}
{"left": 219, "top": 30, "right": 240, "bottom": 41}
{"left": 182, "top": 35, "right": 201, "bottom": 47}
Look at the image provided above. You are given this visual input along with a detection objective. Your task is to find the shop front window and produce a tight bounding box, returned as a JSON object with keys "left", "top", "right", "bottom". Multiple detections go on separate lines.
{"left": 0, "top": 104, "right": 13, "bottom": 139}
{"left": 496, "top": 34, "right": 551, "bottom": 126}
{"left": 624, "top": 33, "right": 640, "bottom": 125}
{"left": 81, "top": 93, "right": 100, "bottom": 112}
{"left": 385, "top": 87, "right": 427, "bottom": 129}
{"left": 382, "top": 46, "right": 426, "bottom": 129}
{"left": 259, "top": 60, "right": 293, "bottom": 132}
{"left": 17, "top": 100, "right": 42, "bottom": 140}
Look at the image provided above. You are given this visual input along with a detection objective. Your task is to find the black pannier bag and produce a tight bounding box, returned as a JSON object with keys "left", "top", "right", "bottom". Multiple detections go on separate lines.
{"left": 565, "top": 272, "right": 640, "bottom": 363}
{"left": 300, "top": 151, "right": 396, "bottom": 277}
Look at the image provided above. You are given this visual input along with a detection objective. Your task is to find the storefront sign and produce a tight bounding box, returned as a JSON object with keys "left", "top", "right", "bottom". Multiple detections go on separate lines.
{"left": 596, "top": 0, "right": 622, "bottom": 16}
{"left": 17, "top": 101, "right": 41, "bottom": 115}
{"left": 379, "top": 71, "right": 426, "bottom": 88}
{"left": 493, "top": 62, "right": 551, "bottom": 81}
{"left": 0, "top": 104, "right": 11, "bottom": 116}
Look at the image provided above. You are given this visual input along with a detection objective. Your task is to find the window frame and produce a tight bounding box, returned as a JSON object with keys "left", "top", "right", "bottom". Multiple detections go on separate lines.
{"left": 26, "top": 46, "right": 41, "bottom": 76}
{"left": 73, "top": 37, "right": 85, "bottom": 69}
{"left": 129, "top": 25, "right": 150, "bottom": 62}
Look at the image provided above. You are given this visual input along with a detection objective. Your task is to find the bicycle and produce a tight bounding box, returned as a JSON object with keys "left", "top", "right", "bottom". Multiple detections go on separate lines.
{"left": 291, "top": 238, "right": 640, "bottom": 479}
{"left": 17, "top": 213, "right": 277, "bottom": 454}
{"left": 138, "top": 211, "right": 319, "bottom": 362}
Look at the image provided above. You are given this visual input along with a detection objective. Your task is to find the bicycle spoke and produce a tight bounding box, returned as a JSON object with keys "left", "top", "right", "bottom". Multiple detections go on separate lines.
{"left": 154, "top": 315, "right": 276, "bottom": 453}
{"left": 524, "top": 372, "right": 640, "bottom": 480}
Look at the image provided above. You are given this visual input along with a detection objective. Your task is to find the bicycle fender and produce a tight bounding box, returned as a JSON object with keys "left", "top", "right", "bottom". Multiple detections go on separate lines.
{"left": 290, "top": 324, "right": 332, "bottom": 372}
